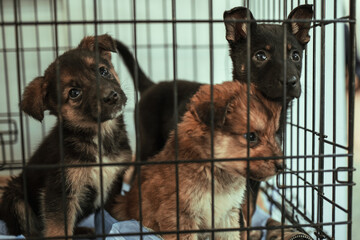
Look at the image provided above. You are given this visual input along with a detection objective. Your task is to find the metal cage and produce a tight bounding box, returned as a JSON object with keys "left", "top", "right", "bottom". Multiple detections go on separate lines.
{"left": 0, "top": 0, "right": 356, "bottom": 239}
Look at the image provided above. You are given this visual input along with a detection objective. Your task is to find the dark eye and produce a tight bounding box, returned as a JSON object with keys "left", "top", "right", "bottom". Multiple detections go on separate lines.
{"left": 243, "top": 132, "right": 259, "bottom": 144}
{"left": 69, "top": 88, "right": 82, "bottom": 99}
{"left": 290, "top": 51, "right": 300, "bottom": 62}
{"left": 254, "top": 51, "right": 268, "bottom": 61}
{"left": 99, "top": 66, "right": 111, "bottom": 78}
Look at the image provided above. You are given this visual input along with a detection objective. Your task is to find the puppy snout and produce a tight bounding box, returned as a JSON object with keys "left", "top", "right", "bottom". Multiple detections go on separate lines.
{"left": 272, "top": 146, "right": 284, "bottom": 172}
{"left": 103, "top": 90, "right": 119, "bottom": 104}
{"left": 275, "top": 161, "right": 285, "bottom": 172}
{"left": 287, "top": 76, "right": 298, "bottom": 88}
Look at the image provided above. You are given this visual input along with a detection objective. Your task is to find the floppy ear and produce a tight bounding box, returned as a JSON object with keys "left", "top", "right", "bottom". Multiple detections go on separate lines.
{"left": 190, "top": 84, "right": 233, "bottom": 128}
{"left": 20, "top": 77, "right": 48, "bottom": 122}
{"left": 78, "top": 34, "right": 117, "bottom": 60}
{"left": 223, "top": 7, "right": 256, "bottom": 42}
{"left": 286, "top": 4, "right": 313, "bottom": 45}
{"left": 192, "top": 102, "right": 229, "bottom": 128}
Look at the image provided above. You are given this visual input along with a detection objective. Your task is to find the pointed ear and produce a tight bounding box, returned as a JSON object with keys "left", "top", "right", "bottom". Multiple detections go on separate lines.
{"left": 20, "top": 77, "right": 48, "bottom": 122}
{"left": 78, "top": 34, "right": 117, "bottom": 60}
{"left": 287, "top": 4, "right": 313, "bottom": 45}
{"left": 223, "top": 7, "right": 256, "bottom": 42}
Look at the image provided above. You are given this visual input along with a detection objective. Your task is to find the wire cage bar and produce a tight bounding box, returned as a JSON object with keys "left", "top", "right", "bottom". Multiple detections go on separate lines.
{"left": 0, "top": 0, "right": 356, "bottom": 239}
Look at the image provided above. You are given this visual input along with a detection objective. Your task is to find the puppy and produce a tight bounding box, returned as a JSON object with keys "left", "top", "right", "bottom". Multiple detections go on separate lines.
{"left": 110, "top": 81, "right": 283, "bottom": 240}
{"left": 0, "top": 35, "right": 132, "bottom": 238}
{"left": 115, "top": 4, "right": 313, "bottom": 227}
{"left": 116, "top": 4, "right": 312, "bottom": 161}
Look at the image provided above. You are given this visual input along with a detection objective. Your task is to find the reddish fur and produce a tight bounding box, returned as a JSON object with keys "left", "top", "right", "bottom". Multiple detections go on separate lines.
{"left": 110, "top": 81, "right": 283, "bottom": 240}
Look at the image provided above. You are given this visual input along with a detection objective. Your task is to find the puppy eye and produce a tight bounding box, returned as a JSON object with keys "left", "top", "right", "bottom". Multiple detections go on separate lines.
{"left": 254, "top": 51, "right": 268, "bottom": 61}
{"left": 69, "top": 88, "right": 82, "bottom": 99}
{"left": 99, "top": 66, "right": 111, "bottom": 78}
{"left": 243, "top": 132, "right": 259, "bottom": 144}
{"left": 290, "top": 51, "right": 301, "bottom": 62}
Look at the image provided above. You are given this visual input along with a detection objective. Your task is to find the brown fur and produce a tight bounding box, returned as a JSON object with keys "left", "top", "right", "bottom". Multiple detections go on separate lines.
{"left": 0, "top": 175, "right": 10, "bottom": 188}
{"left": 0, "top": 34, "right": 132, "bottom": 238}
{"left": 113, "top": 6, "right": 313, "bottom": 230}
{"left": 110, "top": 81, "right": 283, "bottom": 240}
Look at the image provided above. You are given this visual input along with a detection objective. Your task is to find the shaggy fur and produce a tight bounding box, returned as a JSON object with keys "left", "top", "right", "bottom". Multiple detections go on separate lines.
{"left": 110, "top": 81, "right": 283, "bottom": 240}
{"left": 0, "top": 35, "right": 132, "bottom": 238}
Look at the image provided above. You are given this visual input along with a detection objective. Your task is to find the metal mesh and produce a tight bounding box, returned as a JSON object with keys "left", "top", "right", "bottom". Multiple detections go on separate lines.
{"left": 0, "top": 0, "right": 356, "bottom": 239}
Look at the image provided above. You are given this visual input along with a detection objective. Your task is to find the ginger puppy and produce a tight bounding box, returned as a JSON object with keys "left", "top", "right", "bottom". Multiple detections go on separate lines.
{"left": 110, "top": 81, "right": 283, "bottom": 240}
{"left": 0, "top": 35, "right": 132, "bottom": 238}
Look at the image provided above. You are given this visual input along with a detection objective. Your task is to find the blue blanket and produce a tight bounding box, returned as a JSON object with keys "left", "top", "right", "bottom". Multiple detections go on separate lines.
{"left": 1, "top": 207, "right": 270, "bottom": 240}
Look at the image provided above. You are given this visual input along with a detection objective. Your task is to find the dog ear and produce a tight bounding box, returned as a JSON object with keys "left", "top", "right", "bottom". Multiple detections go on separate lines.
{"left": 223, "top": 7, "right": 256, "bottom": 42}
{"left": 21, "top": 76, "right": 49, "bottom": 122}
{"left": 78, "top": 34, "right": 117, "bottom": 60}
{"left": 286, "top": 4, "right": 313, "bottom": 45}
{"left": 190, "top": 84, "right": 236, "bottom": 128}
{"left": 192, "top": 102, "right": 229, "bottom": 128}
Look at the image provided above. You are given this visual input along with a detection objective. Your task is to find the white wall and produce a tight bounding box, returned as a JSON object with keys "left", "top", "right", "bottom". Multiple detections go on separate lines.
{"left": 0, "top": 0, "right": 353, "bottom": 238}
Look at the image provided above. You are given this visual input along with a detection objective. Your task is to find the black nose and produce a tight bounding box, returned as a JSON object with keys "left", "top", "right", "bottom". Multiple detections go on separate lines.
{"left": 287, "top": 76, "right": 298, "bottom": 88}
{"left": 275, "top": 162, "right": 285, "bottom": 172}
{"left": 103, "top": 90, "right": 119, "bottom": 104}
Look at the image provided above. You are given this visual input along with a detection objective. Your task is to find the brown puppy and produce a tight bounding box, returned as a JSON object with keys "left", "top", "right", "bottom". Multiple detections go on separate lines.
{"left": 0, "top": 35, "right": 132, "bottom": 238}
{"left": 114, "top": 6, "right": 313, "bottom": 228}
{"left": 110, "top": 81, "right": 283, "bottom": 240}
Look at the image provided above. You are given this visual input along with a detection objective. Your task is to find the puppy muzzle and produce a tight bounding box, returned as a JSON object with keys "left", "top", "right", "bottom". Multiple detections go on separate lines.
{"left": 102, "top": 87, "right": 127, "bottom": 106}
{"left": 275, "top": 160, "right": 286, "bottom": 173}
{"left": 97, "top": 87, "right": 127, "bottom": 121}
{"left": 286, "top": 76, "right": 301, "bottom": 99}
{"left": 103, "top": 90, "right": 120, "bottom": 105}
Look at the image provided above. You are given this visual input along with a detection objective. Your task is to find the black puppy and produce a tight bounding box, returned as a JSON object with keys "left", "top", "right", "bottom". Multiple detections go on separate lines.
{"left": 0, "top": 35, "right": 132, "bottom": 238}
{"left": 117, "top": 5, "right": 312, "bottom": 160}
{"left": 116, "top": 3, "right": 312, "bottom": 226}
